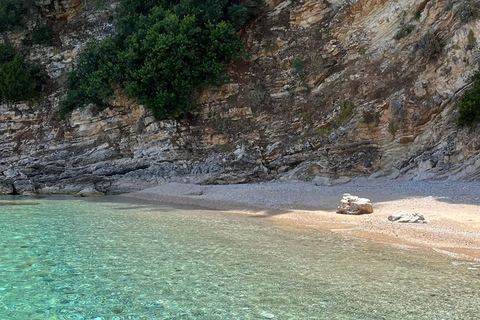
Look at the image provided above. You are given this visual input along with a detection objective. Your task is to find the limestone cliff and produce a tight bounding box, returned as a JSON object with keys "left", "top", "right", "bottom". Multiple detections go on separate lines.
{"left": 1, "top": 0, "right": 480, "bottom": 195}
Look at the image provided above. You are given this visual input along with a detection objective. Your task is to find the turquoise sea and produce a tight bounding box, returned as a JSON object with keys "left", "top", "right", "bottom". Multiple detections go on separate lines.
{"left": 0, "top": 195, "right": 479, "bottom": 320}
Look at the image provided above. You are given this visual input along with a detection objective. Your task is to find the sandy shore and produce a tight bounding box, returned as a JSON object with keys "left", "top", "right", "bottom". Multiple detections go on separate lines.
{"left": 122, "top": 178, "right": 480, "bottom": 261}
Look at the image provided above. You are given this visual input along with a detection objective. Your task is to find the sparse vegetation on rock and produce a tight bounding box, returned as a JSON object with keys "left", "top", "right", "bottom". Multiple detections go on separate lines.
{"left": 362, "top": 110, "right": 381, "bottom": 126}
{"left": 416, "top": 32, "right": 445, "bottom": 60}
{"left": 331, "top": 99, "right": 356, "bottom": 128}
{"left": 457, "top": 0, "right": 479, "bottom": 24}
{"left": 394, "top": 24, "right": 414, "bottom": 40}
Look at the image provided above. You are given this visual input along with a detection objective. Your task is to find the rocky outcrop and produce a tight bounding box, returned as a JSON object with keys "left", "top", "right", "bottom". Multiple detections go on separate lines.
{"left": 0, "top": 181, "right": 14, "bottom": 195}
{"left": 13, "top": 180, "right": 36, "bottom": 196}
{"left": 336, "top": 193, "right": 373, "bottom": 215}
{"left": 1, "top": 0, "right": 480, "bottom": 194}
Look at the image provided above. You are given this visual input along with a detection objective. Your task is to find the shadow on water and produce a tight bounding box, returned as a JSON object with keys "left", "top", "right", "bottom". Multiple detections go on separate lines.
{"left": 0, "top": 202, "right": 41, "bottom": 206}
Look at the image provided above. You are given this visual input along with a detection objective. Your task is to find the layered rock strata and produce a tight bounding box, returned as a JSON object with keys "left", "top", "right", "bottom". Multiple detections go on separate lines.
{"left": 1, "top": 0, "right": 480, "bottom": 194}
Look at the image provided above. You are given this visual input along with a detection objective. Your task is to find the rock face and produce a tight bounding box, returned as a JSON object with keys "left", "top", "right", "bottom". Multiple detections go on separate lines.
{"left": 337, "top": 194, "right": 373, "bottom": 215}
{"left": 388, "top": 211, "right": 427, "bottom": 224}
{"left": 13, "top": 180, "right": 36, "bottom": 196}
{"left": 1, "top": 1, "right": 480, "bottom": 194}
{"left": 0, "top": 181, "right": 14, "bottom": 195}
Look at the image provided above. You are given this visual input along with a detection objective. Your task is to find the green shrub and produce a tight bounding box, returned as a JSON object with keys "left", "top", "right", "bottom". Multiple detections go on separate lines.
{"left": 0, "top": 0, "right": 34, "bottom": 32}
{"left": 62, "top": 0, "right": 264, "bottom": 118}
{"left": 394, "top": 24, "right": 414, "bottom": 40}
{"left": 416, "top": 32, "right": 445, "bottom": 60}
{"left": 0, "top": 43, "right": 17, "bottom": 64}
{"left": 387, "top": 121, "right": 398, "bottom": 136}
{"left": 466, "top": 29, "right": 477, "bottom": 50}
{"left": 23, "top": 27, "right": 54, "bottom": 46}
{"left": 413, "top": 9, "right": 422, "bottom": 20}
{"left": 228, "top": 4, "right": 249, "bottom": 30}
{"left": 315, "top": 126, "right": 332, "bottom": 138}
{"left": 0, "top": 54, "right": 37, "bottom": 101}
{"left": 362, "top": 110, "right": 381, "bottom": 125}
{"left": 457, "top": 0, "right": 479, "bottom": 24}
{"left": 458, "top": 71, "right": 480, "bottom": 126}
{"left": 331, "top": 99, "right": 356, "bottom": 128}
{"left": 292, "top": 58, "right": 306, "bottom": 78}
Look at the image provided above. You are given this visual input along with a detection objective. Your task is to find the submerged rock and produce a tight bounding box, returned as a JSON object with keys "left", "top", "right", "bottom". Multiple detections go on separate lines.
{"left": 388, "top": 211, "right": 427, "bottom": 223}
{"left": 336, "top": 193, "right": 373, "bottom": 215}
{"left": 75, "top": 187, "right": 105, "bottom": 197}
{"left": 260, "top": 311, "right": 275, "bottom": 319}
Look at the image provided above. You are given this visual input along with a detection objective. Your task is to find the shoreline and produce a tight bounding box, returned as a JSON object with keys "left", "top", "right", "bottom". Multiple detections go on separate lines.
{"left": 121, "top": 178, "right": 480, "bottom": 261}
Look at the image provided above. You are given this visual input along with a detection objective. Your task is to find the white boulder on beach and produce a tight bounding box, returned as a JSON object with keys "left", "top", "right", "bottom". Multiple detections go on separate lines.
{"left": 336, "top": 193, "right": 373, "bottom": 215}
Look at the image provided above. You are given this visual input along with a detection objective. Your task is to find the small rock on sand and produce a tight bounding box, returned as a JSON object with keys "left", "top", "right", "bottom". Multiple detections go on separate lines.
{"left": 388, "top": 211, "right": 427, "bottom": 223}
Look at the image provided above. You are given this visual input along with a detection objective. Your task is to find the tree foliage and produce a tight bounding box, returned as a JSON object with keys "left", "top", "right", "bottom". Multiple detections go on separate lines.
{"left": 0, "top": 54, "right": 37, "bottom": 101}
{"left": 23, "top": 26, "right": 54, "bottom": 46}
{"left": 0, "top": 43, "right": 17, "bottom": 64}
{"left": 61, "top": 0, "right": 264, "bottom": 118}
{"left": 0, "top": 0, "right": 34, "bottom": 32}
{"left": 458, "top": 71, "right": 480, "bottom": 126}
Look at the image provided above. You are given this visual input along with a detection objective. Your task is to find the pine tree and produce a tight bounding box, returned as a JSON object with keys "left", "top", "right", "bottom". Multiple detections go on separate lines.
{"left": 0, "top": 54, "right": 36, "bottom": 101}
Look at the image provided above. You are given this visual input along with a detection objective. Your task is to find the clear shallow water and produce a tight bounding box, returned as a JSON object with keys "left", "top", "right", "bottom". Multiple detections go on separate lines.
{"left": 0, "top": 196, "right": 479, "bottom": 320}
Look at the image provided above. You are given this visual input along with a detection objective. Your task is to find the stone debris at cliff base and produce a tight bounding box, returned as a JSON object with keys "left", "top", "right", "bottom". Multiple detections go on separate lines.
{"left": 313, "top": 176, "right": 352, "bottom": 187}
{"left": 388, "top": 211, "right": 427, "bottom": 223}
{"left": 336, "top": 193, "right": 373, "bottom": 215}
{"left": 75, "top": 187, "right": 105, "bottom": 197}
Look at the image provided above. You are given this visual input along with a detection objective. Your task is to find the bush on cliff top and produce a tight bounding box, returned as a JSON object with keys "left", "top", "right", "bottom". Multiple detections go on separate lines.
{"left": 61, "top": 0, "right": 264, "bottom": 119}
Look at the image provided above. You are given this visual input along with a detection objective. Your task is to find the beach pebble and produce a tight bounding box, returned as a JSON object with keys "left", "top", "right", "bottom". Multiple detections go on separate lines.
{"left": 260, "top": 311, "right": 275, "bottom": 318}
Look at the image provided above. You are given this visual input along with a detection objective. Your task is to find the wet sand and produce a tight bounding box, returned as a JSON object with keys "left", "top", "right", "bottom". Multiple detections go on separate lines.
{"left": 121, "top": 178, "right": 480, "bottom": 261}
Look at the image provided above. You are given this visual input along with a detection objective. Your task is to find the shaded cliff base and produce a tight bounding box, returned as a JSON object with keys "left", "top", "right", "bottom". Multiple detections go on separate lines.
{"left": 122, "top": 178, "right": 480, "bottom": 262}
